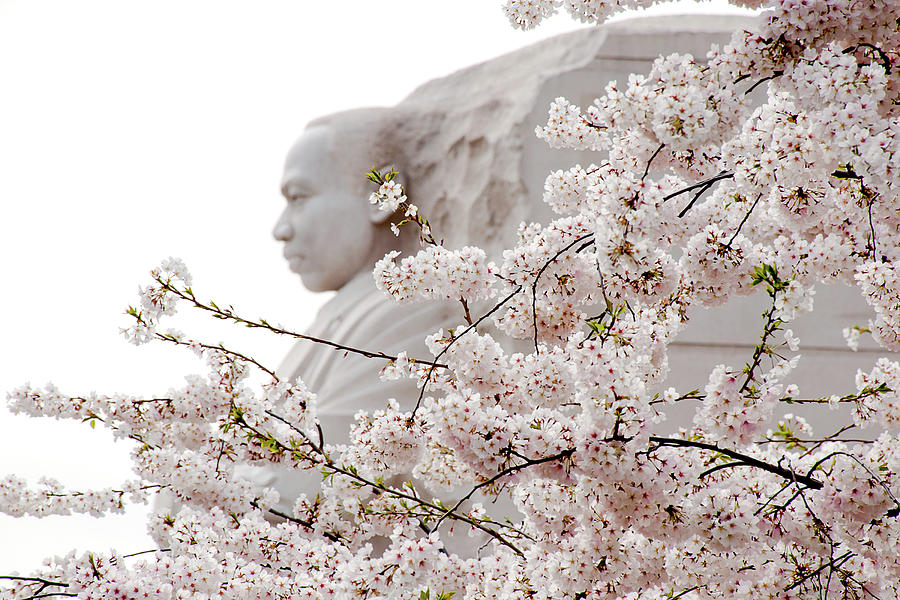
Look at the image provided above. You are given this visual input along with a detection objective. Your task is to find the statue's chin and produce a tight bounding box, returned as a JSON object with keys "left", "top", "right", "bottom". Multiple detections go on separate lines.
{"left": 297, "top": 270, "right": 345, "bottom": 294}
{"left": 298, "top": 273, "right": 328, "bottom": 293}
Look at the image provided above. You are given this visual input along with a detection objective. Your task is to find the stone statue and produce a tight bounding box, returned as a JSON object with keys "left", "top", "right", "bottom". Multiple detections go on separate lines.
{"left": 271, "top": 13, "right": 766, "bottom": 432}
{"left": 260, "top": 14, "right": 756, "bottom": 513}
{"left": 260, "top": 13, "right": 894, "bottom": 514}
{"left": 272, "top": 107, "right": 460, "bottom": 446}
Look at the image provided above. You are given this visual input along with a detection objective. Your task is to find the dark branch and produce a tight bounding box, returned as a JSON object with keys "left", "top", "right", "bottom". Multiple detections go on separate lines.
{"left": 698, "top": 461, "right": 754, "bottom": 480}
{"left": 663, "top": 171, "right": 734, "bottom": 203}
{"left": 677, "top": 180, "right": 715, "bottom": 218}
{"left": 744, "top": 70, "right": 783, "bottom": 96}
{"left": 262, "top": 505, "right": 343, "bottom": 543}
{"left": 725, "top": 193, "right": 762, "bottom": 248}
{"left": 784, "top": 551, "right": 853, "bottom": 592}
{"left": 642, "top": 143, "right": 665, "bottom": 181}
{"left": 0, "top": 577, "right": 68, "bottom": 587}
{"left": 121, "top": 548, "right": 171, "bottom": 558}
{"left": 649, "top": 436, "right": 823, "bottom": 489}
{"left": 844, "top": 42, "right": 893, "bottom": 75}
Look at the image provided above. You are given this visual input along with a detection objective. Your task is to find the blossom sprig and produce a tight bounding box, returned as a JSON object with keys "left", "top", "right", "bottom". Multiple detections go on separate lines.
{"left": 368, "top": 167, "right": 494, "bottom": 326}
{"left": 502, "top": 0, "right": 665, "bottom": 30}
{"left": 0, "top": 477, "right": 156, "bottom": 518}
{"left": 367, "top": 167, "right": 438, "bottom": 245}
{"left": 126, "top": 258, "right": 448, "bottom": 371}
{"left": 373, "top": 246, "right": 497, "bottom": 306}
{"left": 122, "top": 256, "right": 191, "bottom": 345}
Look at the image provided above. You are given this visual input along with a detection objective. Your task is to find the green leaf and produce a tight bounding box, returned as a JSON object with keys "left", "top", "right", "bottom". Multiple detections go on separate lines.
{"left": 365, "top": 168, "right": 383, "bottom": 185}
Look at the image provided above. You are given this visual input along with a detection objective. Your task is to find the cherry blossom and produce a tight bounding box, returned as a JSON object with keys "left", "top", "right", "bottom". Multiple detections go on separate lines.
{"left": 4, "top": 1, "right": 900, "bottom": 599}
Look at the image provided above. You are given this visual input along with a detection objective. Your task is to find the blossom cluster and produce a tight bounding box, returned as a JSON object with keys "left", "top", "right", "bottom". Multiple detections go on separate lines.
{"left": 374, "top": 245, "right": 496, "bottom": 303}
{"left": 122, "top": 257, "right": 191, "bottom": 346}
{"left": 369, "top": 180, "right": 407, "bottom": 213}
{"left": 855, "top": 261, "right": 900, "bottom": 350}
{"left": 0, "top": 477, "right": 148, "bottom": 518}
{"left": 502, "top": 0, "right": 664, "bottom": 30}
{"left": 4, "top": 1, "right": 900, "bottom": 600}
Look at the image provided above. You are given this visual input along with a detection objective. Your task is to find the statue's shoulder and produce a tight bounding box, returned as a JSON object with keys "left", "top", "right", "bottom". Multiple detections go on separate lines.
{"left": 277, "top": 273, "right": 459, "bottom": 390}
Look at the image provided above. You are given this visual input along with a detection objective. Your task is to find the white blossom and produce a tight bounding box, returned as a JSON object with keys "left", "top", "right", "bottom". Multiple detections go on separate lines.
{"left": 6, "top": 2, "right": 900, "bottom": 599}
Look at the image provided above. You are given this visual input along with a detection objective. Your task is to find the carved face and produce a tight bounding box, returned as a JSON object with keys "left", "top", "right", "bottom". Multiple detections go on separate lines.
{"left": 273, "top": 126, "right": 381, "bottom": 292}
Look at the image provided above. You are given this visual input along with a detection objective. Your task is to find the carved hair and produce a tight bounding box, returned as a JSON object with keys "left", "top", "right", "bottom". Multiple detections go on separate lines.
{"left": 300, "top": 26, "right": 617, "bottom": 259}
{"left": 303, "top": 17, "right": 754, "bottom": 260}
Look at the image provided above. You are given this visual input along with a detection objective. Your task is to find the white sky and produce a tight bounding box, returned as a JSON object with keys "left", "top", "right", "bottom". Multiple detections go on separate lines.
{"left": 0, "top": 0, "right": 752, "bottom": 573}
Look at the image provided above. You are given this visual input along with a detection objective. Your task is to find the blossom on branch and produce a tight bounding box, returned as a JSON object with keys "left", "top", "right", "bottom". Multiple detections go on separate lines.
{"left": 4, "top": 1, "right": 900, "bottom": 599}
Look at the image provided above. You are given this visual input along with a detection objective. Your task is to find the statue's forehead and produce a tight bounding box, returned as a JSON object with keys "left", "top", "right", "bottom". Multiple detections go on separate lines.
{"left": 283, "top": 126, "right": 333, "bottom": 177}
{"left": 282, "top": 124, "right": 370, "bottom": 191}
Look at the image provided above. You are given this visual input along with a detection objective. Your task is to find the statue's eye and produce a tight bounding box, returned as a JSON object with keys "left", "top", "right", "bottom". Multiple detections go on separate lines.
{"left": 283, "top": 180, "right": 315, "bottom": 203}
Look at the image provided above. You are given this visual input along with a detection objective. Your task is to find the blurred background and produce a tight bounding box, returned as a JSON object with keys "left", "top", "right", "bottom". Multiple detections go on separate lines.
{"left": 0, "top": 0, "right": 752, "bottom": 572}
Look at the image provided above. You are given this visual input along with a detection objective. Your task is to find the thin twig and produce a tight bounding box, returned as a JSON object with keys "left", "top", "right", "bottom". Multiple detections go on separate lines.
{"left": 262, "top": 504, "right": 343, "bottom": 543}
{"left": 121, "top": 548, "right": 171, "bottom": 558}
{"left": 642, "top": 143, "right": 665, "bottom": 181}
{"left": 784, "top": 551, "right": 852, "bottom": 592}
{"left": 867, "top": 193, "right": 878, "bottom": 259}
{"left": 725, "top": 193, "right": 762, "bottom": 248}
{"left": 155, "top": 333, "right": 279, "bottom": 380}
{"left": 531, "top": 233, "right": 595, "bottom": 353}
{"left": 697, "top": 461, "right": 754, "bottom": 480}
{"left": 433, "top": 448, "right": 575, "bottom": 532}
{"left": 739, "top": 292, "right": 783, "bottom": 394}
{"left": 0, "top": 577, "right": 67, "bottom": 587}
{"left": 157, "top": 279, "right": 447, "bottom": 369}
{"left": 663, "top": 171, "right": 734, "bottom": 203}
{"left": 677, "top": 180, "right": 715, "bottom": 218}
{"left": 744, "top": 70, "right": 783, "bottom": 96}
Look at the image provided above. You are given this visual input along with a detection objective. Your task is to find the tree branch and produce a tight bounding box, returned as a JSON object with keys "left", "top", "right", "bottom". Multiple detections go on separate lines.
{"left": 155, "top": 333, "right": 279, "bottom": 380}
{"left": 725, "top": 193, "right": 762, "bottom": 248}
{"left": 236, "top": 411, "right": 528, "bottom": 556}
{"left": 0, "top": 577, "right": 68, "bottom": 588}
{"left": 784, "top": 551, "right": 852, "bottom": 592}
{"left": 663, "top": 171, "right": 734, "bottom": 203}
{"left": 642, "top": 143, "right": 665, "bottom": 181}
{"left": 413, "top": 284, "right": 523, "bottom": 416}
{"left": 649, "top": 436, "right": 823, "bottom": 490}
{"left": 155, "top": 278, "right": 447, "bottom": 369}
{"left": 432, "top": 448, "right": 575, "bottom": 532}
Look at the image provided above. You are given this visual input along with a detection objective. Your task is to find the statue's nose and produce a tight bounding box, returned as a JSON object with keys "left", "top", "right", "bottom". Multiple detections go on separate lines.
{"left": 272, "top": 216, "right": 293, "bottom": 241}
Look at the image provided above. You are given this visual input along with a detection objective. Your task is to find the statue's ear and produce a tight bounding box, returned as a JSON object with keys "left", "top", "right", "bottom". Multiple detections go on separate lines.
{"left": 367, "top": 166, "right": 405, "bottom": 225}
{"left": 368, "top": 201, "right": 394, "bottom": 224}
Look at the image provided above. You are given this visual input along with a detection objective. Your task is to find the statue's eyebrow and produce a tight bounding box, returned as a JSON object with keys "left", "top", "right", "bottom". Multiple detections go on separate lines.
{"left": 282, "top": 179, "right": 316, "bottom": 198}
